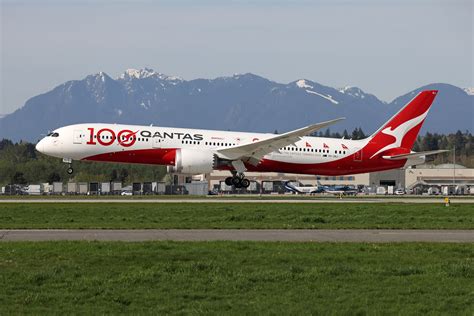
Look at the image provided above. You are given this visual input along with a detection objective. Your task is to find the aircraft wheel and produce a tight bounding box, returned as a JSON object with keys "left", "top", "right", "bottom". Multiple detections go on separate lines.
{"left": 225, "top": 177, "right": 233, "bottom": 186}
{"left": 241, "top": 178, "right": 250, "bottom": 188}
{"left": 231, "top": 176, "right": 242, "bottom": 187}
{"left": 67, "top": 167, "right": 74, "bottom": 175}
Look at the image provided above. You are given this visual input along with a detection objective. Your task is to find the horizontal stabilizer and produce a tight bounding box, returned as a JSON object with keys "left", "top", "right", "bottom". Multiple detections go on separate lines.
{"left": 382, "top": 149, "right": 449, "bottom": 160}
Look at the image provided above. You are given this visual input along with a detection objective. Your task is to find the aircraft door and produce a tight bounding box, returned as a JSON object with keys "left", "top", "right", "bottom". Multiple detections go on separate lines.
{"left": 152, "top": 136, "right": 162, "bottom": 148}
{"left": 73, "top": 130, "right": 83, "bottom": 144}
{"left": 353, "top": 148, "right": 362, "bottom": 162}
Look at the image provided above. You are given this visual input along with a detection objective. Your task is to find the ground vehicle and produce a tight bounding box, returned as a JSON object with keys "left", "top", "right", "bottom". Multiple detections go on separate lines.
{"left": 395, "top": 188, "right": 406, "bottom": 195}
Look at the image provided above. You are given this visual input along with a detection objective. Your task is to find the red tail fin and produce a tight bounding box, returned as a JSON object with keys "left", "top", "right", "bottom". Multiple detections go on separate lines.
{"left": 366, "top": 90, "right": 438, "bottom": 159}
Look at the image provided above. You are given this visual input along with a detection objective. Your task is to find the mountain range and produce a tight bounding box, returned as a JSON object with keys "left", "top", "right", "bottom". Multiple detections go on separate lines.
{"left": 0, "top": 68, "right": 472, "bottom": 142}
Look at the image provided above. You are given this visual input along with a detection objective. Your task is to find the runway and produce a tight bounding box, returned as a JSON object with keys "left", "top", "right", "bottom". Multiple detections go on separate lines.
{"left": 1, "top": 229, "right": 473, "bottom": 242}
{"left": 1, "top": 198, "right": 473, "bottom": 203}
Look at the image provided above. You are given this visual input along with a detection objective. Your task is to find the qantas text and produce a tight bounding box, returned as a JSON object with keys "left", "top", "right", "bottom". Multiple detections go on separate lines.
{"left": 86, "top": 127, "right": 203, "bottom": 147}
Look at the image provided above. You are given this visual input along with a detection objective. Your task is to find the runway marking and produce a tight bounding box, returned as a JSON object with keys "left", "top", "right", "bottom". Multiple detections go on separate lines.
{"left": 1, "top": 229, "right": 473, "bottom": 242}
{"left": 0, "top": 198, "right": 473, "bottom": 204}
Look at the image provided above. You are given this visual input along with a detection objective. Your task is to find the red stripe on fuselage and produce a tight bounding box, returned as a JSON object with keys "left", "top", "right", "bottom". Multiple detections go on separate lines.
{"left": 82, "top": 148, "right": 177, "bottom": 165}
{"left": 246, "top": 153, "right": 405, "bottom": 175}
{"left": 81, "top": 148, "right": 406, "bottom": 176}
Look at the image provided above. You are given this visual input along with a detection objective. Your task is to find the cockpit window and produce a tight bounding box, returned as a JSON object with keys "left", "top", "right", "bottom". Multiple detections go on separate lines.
{"left": 51, "top": 132, "right": 59, "bottom": 137}
{"left": 46, "top": 132, "right": 53, "bottom": 136}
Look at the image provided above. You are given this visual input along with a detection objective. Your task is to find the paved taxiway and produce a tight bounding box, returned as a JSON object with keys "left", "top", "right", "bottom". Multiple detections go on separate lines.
{"left": 1, "top": 229, "right": 473, "bottom": 242}
{"left": 1, "top": 198, "right": 473, "bottom": 203}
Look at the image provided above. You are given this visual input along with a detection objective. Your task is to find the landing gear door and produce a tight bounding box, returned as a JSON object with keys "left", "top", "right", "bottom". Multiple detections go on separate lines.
{"left": 73, "top": 130, "right": 83, "bottom": 144}
{"left": 152, "top": 136, "right": 161, "bottom": 148}
{"left": 353, "top": 148, "right": 362, "bottom": 162}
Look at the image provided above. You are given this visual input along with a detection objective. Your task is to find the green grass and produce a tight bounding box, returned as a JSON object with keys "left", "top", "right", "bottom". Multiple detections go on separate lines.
{"left": 0, "top": 202, "right": 473, "bottom": 229}
{"left": 0, "top": 242, "right": 473, "bottom": 314}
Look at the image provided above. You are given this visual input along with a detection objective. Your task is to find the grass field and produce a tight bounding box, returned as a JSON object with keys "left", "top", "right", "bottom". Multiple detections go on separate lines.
{"left": 0, "top": 202, "right": 473, "bottom": 229}
{"left": 1, "top": 241, "right": 472, "bottom": 314}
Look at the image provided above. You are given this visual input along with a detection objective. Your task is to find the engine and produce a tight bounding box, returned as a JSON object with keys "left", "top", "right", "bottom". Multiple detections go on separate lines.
{"left": 167, "top": 148, "right": 217, "bottom": 174}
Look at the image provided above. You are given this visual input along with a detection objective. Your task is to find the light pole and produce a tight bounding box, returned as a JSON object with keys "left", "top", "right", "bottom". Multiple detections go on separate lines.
{"left": 452, "top": 147, "right": 456, "bottom": 195}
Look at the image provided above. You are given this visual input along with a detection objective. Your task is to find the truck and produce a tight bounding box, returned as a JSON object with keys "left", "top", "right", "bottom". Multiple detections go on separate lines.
{"left": 27, "top": 184, "right": 42, "bottom": 195}
{"left": 52, "top": 182, "right": 63, "bottom": 194}
{"left": 67, "top": 182, "right": 77, "bottom": 194}
{"left": 89, "top": 182, "right": 99, "bottom": 195}
{"left": 156, "top": 182, "right": 166, "bottom": 194}
{"left": 376, "top": 186, "right": 387, "bottom": 195}
{"left": 78, "top": 183, "right": 88, "bottom": 195}
{"left": 112, "top": 182, "right": 122, "bottom": 194}
{"left": 100, "top": 182, "right": 111, "bottom": 194}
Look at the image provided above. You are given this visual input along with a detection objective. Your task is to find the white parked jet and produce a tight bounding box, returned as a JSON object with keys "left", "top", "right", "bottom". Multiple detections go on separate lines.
{"left": 36, "top": 90, "right": 447, "bottom": 188}
{"left": 283, "top": 181, "right": 323, "bottom": 194}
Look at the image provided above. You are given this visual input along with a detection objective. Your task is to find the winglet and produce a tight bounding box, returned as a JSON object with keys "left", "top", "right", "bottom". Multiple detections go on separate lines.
{"left": 294, "top": 117, "right": 345, "bottom": 136}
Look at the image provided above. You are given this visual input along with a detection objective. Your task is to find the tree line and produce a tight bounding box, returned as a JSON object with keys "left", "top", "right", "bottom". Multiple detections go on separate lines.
{"left": 0, "top": 129, "right": 472, "bottom": 186}
{"left": 0, "top": 139, "right": 166, "bottom": 187}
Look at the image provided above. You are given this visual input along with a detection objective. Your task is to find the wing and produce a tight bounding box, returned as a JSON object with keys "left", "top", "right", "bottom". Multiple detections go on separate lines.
{"left": 216, "top": 118, "right": 345, "bottom": 163}
{"left": 382, "top": 149, "right": 449, "bottom": 160}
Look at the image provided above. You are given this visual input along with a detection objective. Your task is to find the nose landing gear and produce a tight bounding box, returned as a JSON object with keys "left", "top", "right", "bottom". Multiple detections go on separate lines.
{"left": 63, "top": 158, "right": 73, "bottom": 175}
{"left": 67, "top": 166, "right": 74, "bottom": 175}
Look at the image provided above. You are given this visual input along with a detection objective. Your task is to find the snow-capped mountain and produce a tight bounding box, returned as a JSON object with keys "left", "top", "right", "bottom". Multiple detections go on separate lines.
{"left": 0, "top": 69, "right": 472, "bottom": 142}
{"left": 464, "top": 87, "right": 474, "bottom": 96}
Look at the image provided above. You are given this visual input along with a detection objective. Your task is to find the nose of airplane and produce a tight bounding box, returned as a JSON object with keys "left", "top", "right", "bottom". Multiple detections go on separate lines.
{"left": 35, "top": 139, "right": 44, "bottom": 153}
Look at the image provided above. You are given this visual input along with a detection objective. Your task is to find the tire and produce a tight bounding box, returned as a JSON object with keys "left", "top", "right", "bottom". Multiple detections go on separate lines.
{"left": 231, "top": 176, "right": 242, "bottom": 187}
{"left": 225, "top": 177, "right": 233, "bottom": 186}
{"left": 241, "top": 178, "right": 250, "bottom": 188}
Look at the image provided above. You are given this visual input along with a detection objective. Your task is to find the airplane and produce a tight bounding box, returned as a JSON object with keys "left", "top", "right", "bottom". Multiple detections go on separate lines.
{"left": 35, "top": 90, "right": 448, "bottom": 188}
{"left": 284, "top": 180, "right": 357, "bottom": 195}
{"left": 283, "top": 181, "right": 324, "bottom": 194}
{"left": 316, "top": 181, "right": 358, "bottom": 196}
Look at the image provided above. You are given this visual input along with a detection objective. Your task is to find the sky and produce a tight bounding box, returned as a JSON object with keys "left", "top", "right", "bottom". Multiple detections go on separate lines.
{"left": 1, "top": 0, "right": 472, "bottom": 115}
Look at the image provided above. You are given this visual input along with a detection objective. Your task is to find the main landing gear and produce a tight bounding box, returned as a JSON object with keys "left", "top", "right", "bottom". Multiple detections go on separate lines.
{"left": 225, "top": 172, "right": 250, "bottom": 189}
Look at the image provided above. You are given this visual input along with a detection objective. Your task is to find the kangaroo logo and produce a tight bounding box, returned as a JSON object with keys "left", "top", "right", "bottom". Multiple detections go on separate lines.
{"left": 370, "top": 109, "right": 429, "bottom": 159}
